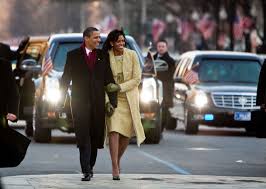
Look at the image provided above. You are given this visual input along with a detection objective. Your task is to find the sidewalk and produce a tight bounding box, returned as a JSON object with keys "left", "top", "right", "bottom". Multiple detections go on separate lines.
{"left": 2, "top": 174, "right": 266, "bottom": 189}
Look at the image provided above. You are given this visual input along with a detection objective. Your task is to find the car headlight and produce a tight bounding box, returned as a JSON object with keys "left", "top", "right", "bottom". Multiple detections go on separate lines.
{"left": 43, "top": 78, "right": 61, "bottom": 104}
{"left": 194, "top": 91, "right": 208, "bottom": 108}
{"left": 140, "top": 78, "right": 157, "bottom": 103}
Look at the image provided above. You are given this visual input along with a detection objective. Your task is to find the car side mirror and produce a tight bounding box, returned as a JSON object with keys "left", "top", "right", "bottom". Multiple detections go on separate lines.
{"left": 20, "top": 59, "right": 41, "bottom": 72}
{"left": 154, "top": 59, "right": 168, "bottom": 72}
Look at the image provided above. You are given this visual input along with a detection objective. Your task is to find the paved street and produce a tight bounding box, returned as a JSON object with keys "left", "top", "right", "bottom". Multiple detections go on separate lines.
{"left": 1, "top": 125, "right": 266, "bottom": 178}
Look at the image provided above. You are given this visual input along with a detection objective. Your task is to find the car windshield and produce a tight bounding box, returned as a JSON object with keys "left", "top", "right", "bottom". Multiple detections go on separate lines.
{"left": 198, "top": 59, "right": 261, "bottom": 83}
{"left": 52, "top": 38, "right": 144, "bottom": 72}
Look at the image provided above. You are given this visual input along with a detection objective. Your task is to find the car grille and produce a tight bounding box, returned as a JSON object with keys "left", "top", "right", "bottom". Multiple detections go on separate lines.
{"left": 211, "top": 93, "right": 257, "bottom": 109}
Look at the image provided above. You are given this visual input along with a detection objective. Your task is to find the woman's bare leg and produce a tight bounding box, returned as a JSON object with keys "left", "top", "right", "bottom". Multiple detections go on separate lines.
{"left": 118, "top": 134, "right": 130, "bottom": 172}
{"left": 109, "top": 132, "right": 120, "bottom": 176}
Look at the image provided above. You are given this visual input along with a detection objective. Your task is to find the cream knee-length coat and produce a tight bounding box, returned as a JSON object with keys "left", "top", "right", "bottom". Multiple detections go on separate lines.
{"left": 107, "top": 48, "right": 145, "bottom": 146}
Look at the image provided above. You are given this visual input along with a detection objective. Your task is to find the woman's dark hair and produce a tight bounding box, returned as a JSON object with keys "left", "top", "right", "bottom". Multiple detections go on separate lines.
{"left": 102, "top": 29, "right": 126, "bottom": 52}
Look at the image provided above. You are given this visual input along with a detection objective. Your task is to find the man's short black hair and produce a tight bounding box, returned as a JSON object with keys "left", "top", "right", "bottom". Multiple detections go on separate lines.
{"left": 157, "top": 38, "right": 168, "bottom": 45}
{"left": 83, "top": 27, "right": 99, "bottom": 38}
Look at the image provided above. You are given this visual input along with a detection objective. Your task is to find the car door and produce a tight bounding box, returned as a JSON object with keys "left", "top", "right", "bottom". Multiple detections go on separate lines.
{"left": 16, "top": 38, "right": 48, "bottom": 117}
{"left": 171, "top": 57, "right": 192, "bottom": 121}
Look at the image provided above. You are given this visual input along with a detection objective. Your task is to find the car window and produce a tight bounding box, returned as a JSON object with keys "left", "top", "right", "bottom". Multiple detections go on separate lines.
{"left": 198, "top": 59, "right": 261, "bottom": 83}
{"left": 52, "top": 37, "right": 144, "bottom": 72}
{"left": 22, "top": 43, "right": 46, "bottom": 63}
{"left": 53, "top": 42, "right": 80, "bottom": 71}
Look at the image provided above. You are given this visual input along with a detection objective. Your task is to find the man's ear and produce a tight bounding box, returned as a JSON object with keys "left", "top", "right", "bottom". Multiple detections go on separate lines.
{"left": 84, "top": 36, "right": 90, "bottom": 42}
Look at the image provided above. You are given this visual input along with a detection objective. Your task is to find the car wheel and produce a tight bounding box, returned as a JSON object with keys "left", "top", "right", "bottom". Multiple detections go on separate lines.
{"left": 145, "top": 109, "right": 162, "bottom": 144}
{"left": 165, "top": 117, "right": 177, "bottom": 130}
{"left": 33, "top": 106, "right": 51, "bottom": 143}
{"left": 184, "top": 109, "right": 199, "bottom": 134}
{"left": 25, "top": 121, "right": 33, "bottom": 137}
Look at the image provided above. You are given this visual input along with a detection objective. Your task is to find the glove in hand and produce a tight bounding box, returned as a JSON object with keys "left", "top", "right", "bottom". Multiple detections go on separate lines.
{"left": 105, "top": 102, "right": 115, "bottom": 117}
{"left": 105, "top": 83, "right": 121, "bottom": 92}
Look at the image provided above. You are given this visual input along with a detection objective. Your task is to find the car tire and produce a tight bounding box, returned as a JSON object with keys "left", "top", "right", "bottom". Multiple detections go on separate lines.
{"left": 245, "top": 127, "right": 256, "bottom": 136}
{"left": 145, "top": 110, "right": 162, "bottom": 144}
{"left": 165, "top": 117, "right": 177, "bottom": 130}
{"left": 184, "top": 109, "right": 199, "bottom": 134}
{"left": 33, "top": 107, "right": 51, "bottom": 143}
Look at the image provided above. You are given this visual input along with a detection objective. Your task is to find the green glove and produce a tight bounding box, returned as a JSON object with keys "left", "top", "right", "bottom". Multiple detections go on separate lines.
{"left": 105, "top": 102, "right": 115, "bottom": 117}
{"left": 105, "top": 83, "right": 121, "bottom": 92}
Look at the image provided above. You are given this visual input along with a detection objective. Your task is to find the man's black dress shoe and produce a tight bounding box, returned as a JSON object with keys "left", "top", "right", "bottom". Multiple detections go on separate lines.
{"left": 81, "top": 173, "right": 91, "bottom": 181}
{"left": 90, "top": 171, "right": 93, "bottom": 178}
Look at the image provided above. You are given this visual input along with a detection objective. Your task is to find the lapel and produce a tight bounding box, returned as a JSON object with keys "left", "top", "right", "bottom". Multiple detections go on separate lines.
{"left": 77, "top": 48, "right": 103, "bottom": 72}
{"left": 78, "top": 47, "right": 87, "bottom": 68}
{"left": 109, "top": 49, "right": 116, "bottom": 75}
{"left": 95, "top": 49, "right": 102, "bottom": 65}
{"left": 122, "top": 48, "right": 128, "bottom": 74}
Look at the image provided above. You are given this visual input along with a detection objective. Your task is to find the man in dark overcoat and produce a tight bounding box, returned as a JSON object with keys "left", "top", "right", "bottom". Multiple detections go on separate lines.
{"left": 153, "top": 39, "right": 176, "bottom": 129}
{"left": 60, "top": 27, "right": 117, "bottom": 181}
{"left": 0, "top": 59, "right": 19, "bottom": 125}
{"left": 255, "top": 60, "right": 266, "bottom": 137}
{"left": 0, "top": 43, "right": 20, "bottom": 123}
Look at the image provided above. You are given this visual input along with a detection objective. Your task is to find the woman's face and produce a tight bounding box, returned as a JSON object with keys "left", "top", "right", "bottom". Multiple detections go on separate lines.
{"left": 111, "top": 35, "right": 125, "bottom": 53}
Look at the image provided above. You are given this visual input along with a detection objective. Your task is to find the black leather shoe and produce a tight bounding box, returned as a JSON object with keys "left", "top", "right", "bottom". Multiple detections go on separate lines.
{"left": 90, "top": 171, "right": 93, "bottom": 178}
{"left": 113, "top": 175, "right": 120, "bottom": 180}
{"left": 81, "top": 173, "right": 91, "bottom": 181}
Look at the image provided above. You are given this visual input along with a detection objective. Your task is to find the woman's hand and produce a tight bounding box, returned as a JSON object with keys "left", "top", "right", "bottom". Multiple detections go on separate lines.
{"left": 105, "top": 83, "right": 121, "bottom": 92}
{"left": 105, "top": 102, "right": 115, "bottom": 117}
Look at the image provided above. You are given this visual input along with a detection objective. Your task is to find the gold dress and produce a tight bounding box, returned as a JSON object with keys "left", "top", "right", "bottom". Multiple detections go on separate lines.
{"left": 107, "top": 55, "right": 135, "bottom": 137}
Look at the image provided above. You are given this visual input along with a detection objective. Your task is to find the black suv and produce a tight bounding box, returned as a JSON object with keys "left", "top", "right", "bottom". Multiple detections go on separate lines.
{"left": 169, "top": 51, "right": 263, "bottom": 134}
{"left": 21, "top": 33, "right": 163, "bottom": 143}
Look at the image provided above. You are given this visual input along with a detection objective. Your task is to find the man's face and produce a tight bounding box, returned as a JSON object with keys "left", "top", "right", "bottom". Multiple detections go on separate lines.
{"left": 84, "top": 31, "right": 101, "bottom": 49}
{"left": 156, "top": 41, "right": 168, "bottom": 55}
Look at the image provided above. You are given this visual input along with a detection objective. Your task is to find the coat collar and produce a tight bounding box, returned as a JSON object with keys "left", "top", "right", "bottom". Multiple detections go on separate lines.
{"left": 109, "top": 48, "right": 129, "bottom": 73}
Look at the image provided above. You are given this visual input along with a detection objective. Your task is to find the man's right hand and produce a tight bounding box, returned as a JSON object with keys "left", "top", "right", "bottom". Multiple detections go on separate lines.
{"left": 6, "top": 113, "right": 17, "bottom": 122}
{"left": 105, "top": 102, "right": 115, "bottom": 117}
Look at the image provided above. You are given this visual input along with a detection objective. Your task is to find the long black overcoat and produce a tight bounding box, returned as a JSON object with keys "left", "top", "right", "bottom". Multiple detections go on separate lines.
{"left": 0, "top": 59, "right": 19, "bottom": 117}
{"left": 153, "top": 52, "right": 176, "bottom": 107}
{"left": 257, "top": 61, "right": 266, "bottom": 107}
{"left": 60, "top": 47, "right": 117, "bottom": 148}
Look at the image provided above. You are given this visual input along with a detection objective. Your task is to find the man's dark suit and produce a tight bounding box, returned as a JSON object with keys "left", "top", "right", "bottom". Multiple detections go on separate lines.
{"left": 0, "top": 59, "right": 30, "bottom": 168}
{"left": 153, "top": 52, "right": 176, "bottom": 127}
{"left": 0, "top": 59, "right": 19, "bottom": 121}
{"left": 255, "top": 60, "right": 266, "bottom": 137}
{"left": 60, "top": 47, "right": 117, "bottom": 174}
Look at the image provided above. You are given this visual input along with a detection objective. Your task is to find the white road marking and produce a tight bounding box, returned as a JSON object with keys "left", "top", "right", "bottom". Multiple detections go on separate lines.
{"left": 139, "top": 151, "right": 190, "bottom": 175}
{"left": 187, "top": 147, "right": 220, "bottom": 151}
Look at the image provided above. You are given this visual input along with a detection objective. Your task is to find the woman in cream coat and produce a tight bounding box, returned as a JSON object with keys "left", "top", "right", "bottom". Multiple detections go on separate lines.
{"left": 103, "top": 29, "right": 145, "bottom": 180}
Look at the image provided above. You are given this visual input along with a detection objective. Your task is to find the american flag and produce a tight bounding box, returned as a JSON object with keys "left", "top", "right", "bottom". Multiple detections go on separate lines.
{"left": 42, "top": 53, "right": 53, "bottom": 76}
{"left": 183, "top": 69, "right": 199, "bottom": 84}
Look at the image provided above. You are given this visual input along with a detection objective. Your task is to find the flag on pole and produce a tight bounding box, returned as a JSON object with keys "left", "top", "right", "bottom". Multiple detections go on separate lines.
{"left": 42, "top": 53, "right": 53, "bottom": 76}
{"left": 183, "top": 69, "right": 199, "bottom": 84}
